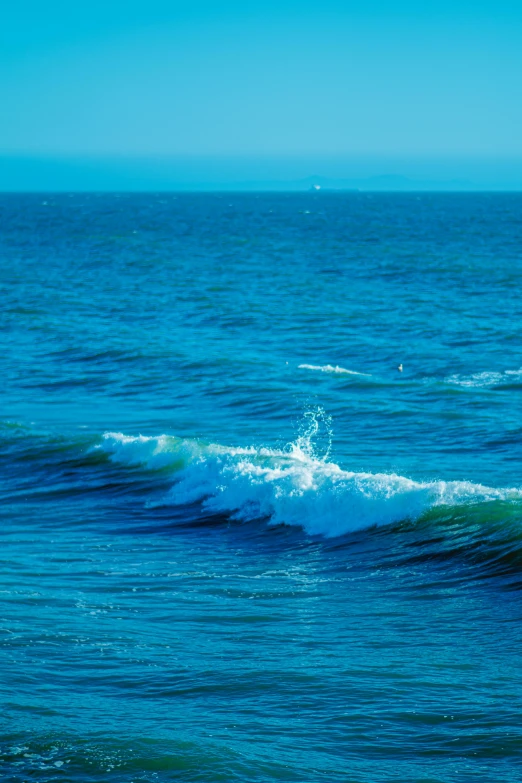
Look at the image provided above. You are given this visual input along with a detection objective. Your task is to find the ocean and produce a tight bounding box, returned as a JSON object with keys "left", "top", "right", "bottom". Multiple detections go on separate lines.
{"left": 1, "top": 192, "right": 522, "bottom": 782}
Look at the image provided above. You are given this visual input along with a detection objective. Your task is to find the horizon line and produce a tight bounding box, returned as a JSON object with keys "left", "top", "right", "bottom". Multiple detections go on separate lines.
{"left": 2, "top": 188, "right": 522, "bottom": 194}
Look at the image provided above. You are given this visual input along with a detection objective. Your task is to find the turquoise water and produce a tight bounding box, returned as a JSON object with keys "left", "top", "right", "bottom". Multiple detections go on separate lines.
{"left": 1, "top": 192, "right": 522, "bottom": 781}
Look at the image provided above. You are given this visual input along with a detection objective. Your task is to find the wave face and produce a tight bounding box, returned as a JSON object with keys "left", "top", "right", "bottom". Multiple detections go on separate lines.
{"left": 99, "top": 425, "right": 522, "bottom": 538}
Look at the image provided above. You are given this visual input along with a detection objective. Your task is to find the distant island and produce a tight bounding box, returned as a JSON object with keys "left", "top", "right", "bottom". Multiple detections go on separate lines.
{"left": 245, "top": 174, "right": 476, "bottom": 192}
{"left": 0, "top": 156, "right": 493, "bottom": 192}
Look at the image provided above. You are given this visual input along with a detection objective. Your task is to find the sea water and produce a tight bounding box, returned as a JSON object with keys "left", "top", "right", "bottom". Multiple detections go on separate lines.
{"left": 1, "top": 192, "right": 522, "bottom": 782}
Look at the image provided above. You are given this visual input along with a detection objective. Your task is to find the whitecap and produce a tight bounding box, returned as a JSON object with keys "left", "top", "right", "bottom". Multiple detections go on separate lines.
{"left": 298, "top": 364, "right": 371, "bottom": 377}
{"left": 445, "top": 368, "right": 522, "bottom": 388}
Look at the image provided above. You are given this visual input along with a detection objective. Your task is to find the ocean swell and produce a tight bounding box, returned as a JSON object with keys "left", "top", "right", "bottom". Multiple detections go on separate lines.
{"left": 98, "top": 431, "right": 522, "bottom": 538}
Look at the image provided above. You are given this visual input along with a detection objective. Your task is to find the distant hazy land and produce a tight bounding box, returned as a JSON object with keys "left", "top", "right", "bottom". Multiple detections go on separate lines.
{"left": 1, "top": 155, "right": 522, "bottom": 191}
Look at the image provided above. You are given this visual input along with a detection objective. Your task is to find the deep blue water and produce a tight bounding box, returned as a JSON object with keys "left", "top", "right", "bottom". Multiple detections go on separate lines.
{"left": 1, "top": 192, "right": 522, "bottom": 782}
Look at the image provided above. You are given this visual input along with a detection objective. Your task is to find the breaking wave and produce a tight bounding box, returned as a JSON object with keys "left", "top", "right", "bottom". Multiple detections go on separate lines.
{"left": 98, "top": 414, "right": 522, "bottom": 538}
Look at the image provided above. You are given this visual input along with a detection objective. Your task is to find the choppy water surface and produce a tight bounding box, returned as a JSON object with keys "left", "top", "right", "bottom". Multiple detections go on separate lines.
{"left": 1, "top": 193, "right": 522, "bottom": 782}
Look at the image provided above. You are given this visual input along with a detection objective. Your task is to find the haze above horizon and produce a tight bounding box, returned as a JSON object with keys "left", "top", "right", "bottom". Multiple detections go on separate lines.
{"left": 2, "top": 1, "right": 522, "bottom": 189}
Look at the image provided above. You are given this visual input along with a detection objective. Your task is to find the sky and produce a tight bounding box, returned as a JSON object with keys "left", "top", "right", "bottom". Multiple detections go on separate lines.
{"left": 1, "top": 1, "right": 522, "bottom": 189}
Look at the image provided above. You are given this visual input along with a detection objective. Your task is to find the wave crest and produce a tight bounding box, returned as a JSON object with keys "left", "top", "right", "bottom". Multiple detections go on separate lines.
{"left": 298, "top": 364, "right": 371, "bottom": 377}
{"left": 99, "top": 426, "right": 522, "bottom": 538}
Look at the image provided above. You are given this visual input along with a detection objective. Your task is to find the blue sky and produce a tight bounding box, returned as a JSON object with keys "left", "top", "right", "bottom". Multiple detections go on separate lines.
{"left": 2, "top": 1, "right": 522, "bottom": 187}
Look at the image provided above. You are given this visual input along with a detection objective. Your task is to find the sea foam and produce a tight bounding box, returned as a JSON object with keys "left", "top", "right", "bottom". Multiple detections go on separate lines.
{"left": 298, "top": 364, "right": 371, "bottom": 376}
{"left": 99, "top": 426, "right": 522, "bottom": 538}
{"left": 445, "top": 368, "right": 522, "bottom": 388}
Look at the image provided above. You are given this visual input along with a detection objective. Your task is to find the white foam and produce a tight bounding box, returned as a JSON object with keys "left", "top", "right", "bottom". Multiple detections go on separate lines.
{"left": 298, "top": 364, "right": 371, "bottom": 377}
{"left": 446, "top": 368, "right": 522, "bottom": 388}
{"left": 99, "top": 429, "right": 522, "bottom": 538}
